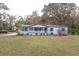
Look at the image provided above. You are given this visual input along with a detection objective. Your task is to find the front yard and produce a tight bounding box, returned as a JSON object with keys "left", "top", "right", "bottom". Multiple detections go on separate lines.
{"left": 0, "top": 35, "right": 79, "bottom": 56}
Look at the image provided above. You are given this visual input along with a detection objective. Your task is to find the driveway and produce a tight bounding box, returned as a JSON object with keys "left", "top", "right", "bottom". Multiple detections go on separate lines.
{"left": 0, "top": 32, "right": 17, "bottom": 37}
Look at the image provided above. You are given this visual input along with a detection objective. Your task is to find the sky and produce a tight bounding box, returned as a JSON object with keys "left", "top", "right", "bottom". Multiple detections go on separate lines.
{"left": 0, "top": 0, "right": 79, "bottom": 16}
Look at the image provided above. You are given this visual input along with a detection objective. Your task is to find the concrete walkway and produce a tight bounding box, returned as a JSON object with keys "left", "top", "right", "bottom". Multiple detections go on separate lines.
{"left": 0, "top": 32, "right": 17, "bottom": 37}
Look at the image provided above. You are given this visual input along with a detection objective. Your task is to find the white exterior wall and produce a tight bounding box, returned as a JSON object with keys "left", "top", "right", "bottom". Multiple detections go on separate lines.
{"left": 18, "top": 25, "right": 68, "bottom": 36}
{"left": 63, "top": 27, "right": 68, "bottom": 35}
{"left": 18, "top": 30, "right": 46, "bottom": 35}
{"left": 53, "top": 28, "right": 59, "bottom": 35}
{"left": 47, "top": 27, "right": 59, "bottom": 35}
{"left": 18, "top": 27, "right": 29, "bottom": 35}
{"left": 18, "top": 30, "right": 29, "bottom": 35}
{"left": 47, "top": 27, "right": 53, "bottom": 35}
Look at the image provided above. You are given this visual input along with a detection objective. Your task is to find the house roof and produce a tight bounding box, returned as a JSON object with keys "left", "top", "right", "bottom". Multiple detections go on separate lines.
{"left": 22, "top": 24, "right": 67, "bottom": 28}
{"left": 47, "top": 25, "right": 67, "bottom": 28}
{"left": 32, "top": 25, "right": 46, "bottom": 28}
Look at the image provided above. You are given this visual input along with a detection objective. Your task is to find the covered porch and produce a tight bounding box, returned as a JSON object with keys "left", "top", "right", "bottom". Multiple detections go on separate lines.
{"left": 28, "top": 25, "right": 47, "bottom": 35}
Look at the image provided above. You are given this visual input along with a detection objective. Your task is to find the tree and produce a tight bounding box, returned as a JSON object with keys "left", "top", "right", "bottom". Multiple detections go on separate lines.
{"left": 15, "top": 21, "right": 22, "bottom": 31}
{"left": 42, "top": 3, "right": 77, "bottom": 26}
{"left": 0, "top": 3, "right": 9, "bottom": 32}
{"left": 26, "top": 16, "right": 42, "bottom": 25}
{"left": 0, "top": 3, "right": 9, "bottom": 20}
{"left": 32, "top": 11, "right": 38, "bottom": 17}
{"left": 0, "top": 3, "right": 9, "bottom": 10}
{"left": 69, "top": 13, "right": 79, "bottom": 34}
{"left": 26, "top": 11, "right": 42, "bottom": 25}
{"left": 8, "top": 15, "right": 16, "bottom": 31}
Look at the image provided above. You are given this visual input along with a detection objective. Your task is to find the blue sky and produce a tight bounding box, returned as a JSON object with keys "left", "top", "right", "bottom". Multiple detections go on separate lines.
{"left": 0, "top": 0, "right": 79, "bottom": 16}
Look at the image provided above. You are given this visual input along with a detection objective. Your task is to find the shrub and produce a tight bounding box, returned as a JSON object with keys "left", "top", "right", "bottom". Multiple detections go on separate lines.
{"left": 0, "top": 30, "right": 8, "bottom": 33}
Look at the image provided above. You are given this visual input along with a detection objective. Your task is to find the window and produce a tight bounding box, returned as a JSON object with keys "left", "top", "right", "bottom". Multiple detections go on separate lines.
{"left": 34, "top": 28, "right": 42, "bottom": 31}
{"left": 50, "top": 28, "right": 53, "bottom": 31}
{"left": 34, "top": 28, "right": 38, "bottom": 31}
{"left": 44, "top": 28, "right": 47, "bottom": 31}
{"left": 25, "top": 27, "right": 28, "bottom": 31}
{"left": 30, "top": 27, "right": 33, "bottom": 31}
{"left": 62, "top": 28, "right": 65, "bottom": 31}
{"left": 39, "top": 28, "right": 42, "bottom": 31}
{"left": 21, "top": 27, "right": 28, "bottom": 31}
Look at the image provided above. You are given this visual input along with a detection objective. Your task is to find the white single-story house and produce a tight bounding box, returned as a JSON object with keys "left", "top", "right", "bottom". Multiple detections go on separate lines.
{"left": 18, "top": 25, "right": 68, "bottom": 35}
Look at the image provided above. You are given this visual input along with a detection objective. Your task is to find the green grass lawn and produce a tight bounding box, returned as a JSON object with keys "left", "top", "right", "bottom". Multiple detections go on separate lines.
{"left": 0, "top": 35, "right": 79, "bottom": 56}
